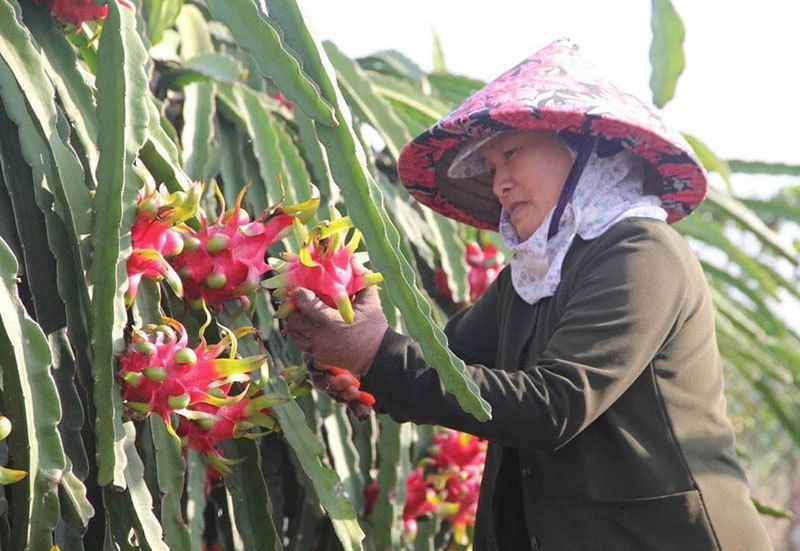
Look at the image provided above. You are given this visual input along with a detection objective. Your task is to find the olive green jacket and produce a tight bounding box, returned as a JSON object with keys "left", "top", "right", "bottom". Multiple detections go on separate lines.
{"left": 360, "top": 218, "right": 771, "bottom": 550}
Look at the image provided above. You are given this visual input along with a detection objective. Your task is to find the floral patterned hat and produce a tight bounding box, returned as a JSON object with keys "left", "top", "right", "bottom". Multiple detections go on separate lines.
{"left": 396, "top": 39, "right": 707, "bottom": 229}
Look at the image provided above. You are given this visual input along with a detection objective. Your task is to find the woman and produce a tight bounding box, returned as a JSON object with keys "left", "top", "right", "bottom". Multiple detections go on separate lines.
{"left": 285, "top": 40, "right": 771, "bottom": 550}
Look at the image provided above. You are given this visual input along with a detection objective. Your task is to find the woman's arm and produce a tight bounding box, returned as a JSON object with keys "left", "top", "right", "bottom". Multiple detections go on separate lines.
{"left": 442, "top": 269, "right": 503, "bottom": 368}
{"left": 361, "top": 225, "right": 690, "bottom": 450}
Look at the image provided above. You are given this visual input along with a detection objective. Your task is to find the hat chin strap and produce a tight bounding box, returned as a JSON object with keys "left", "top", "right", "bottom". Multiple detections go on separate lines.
{"left": 546, "top": 135, "right": 597, "bottom": 241}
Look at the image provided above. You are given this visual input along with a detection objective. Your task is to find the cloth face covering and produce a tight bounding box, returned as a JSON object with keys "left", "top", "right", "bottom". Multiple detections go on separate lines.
{"left": 499, "top": 146, "right": 667, "bottom": 305}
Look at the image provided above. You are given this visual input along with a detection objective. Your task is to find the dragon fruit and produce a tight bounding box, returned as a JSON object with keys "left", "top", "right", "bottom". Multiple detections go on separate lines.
{"left": 265, "top": 213, "right": 383, "bottom": 323}
{"left": 426, "top": 429, "right": 486, "bottom": 545}
{"left": 118, "top": 318, "right": 267, "bottom": 423}
{"left": 171, "top": 188, "right": 319, "bottom": 310}
{"left": 118, "top": 318, "right": 286, "bottom": 473}
{"left": 126, "top": 181, "right": 202, "bottom": 306}
{"left": 465, "top": 242, "right": 504, "bottom": 302}
{"left": 402, "top": 468, "right": 442, "bottom": 537}
{"left": 34, "top": 0, "right": 134, "bottom": 25}
{"left": 176, "top": 388, "right": 284, "bottom": 474}
{"left": 435, "top": 241, "right": 505, "bottom": 305}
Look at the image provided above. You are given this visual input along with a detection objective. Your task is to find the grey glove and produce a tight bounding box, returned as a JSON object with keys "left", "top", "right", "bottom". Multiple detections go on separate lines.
{"left": 285, "top": 285, "right": 389, "bottom": 378}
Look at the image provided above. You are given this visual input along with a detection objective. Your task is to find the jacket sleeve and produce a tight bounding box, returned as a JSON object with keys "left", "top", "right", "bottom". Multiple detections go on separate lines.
{"left": 441, "top": 269, "right": 503, "bottom": 368}
{"left": 360, "top": 225, "right": 690, "bottom": 451}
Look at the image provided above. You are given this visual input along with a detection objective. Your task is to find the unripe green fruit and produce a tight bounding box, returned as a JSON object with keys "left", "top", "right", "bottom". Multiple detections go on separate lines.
{"left": 0, "top": 416, "right": 11, "bottom": 441}
{"left": 206, "top": 234, "right": 231, "bottom": 254}
{"left": 204, "top": 272, "right": 227, "bottom": 289}
{"left": 174, "top": 348, "right": 197, "bottom": 365}
{"left": 189, "top": 298, "right": 205, "bottom": 310}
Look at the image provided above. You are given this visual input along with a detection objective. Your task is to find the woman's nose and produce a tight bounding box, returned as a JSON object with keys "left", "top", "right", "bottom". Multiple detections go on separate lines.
{"left": 492, "top": 170, "right": 512, "bottom": 200}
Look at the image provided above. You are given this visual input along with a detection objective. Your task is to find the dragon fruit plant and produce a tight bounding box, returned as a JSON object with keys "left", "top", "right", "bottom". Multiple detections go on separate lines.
{"left": 34, "top": 0, "right": 134, "bottom": 25}
{"left": 126, "top": 181, "right": 203, "bottom": 306}
{"left": 265, "top": 211, "right": 384, "bottom": 324}
{"left": 171, "top": 187, "right": 320, "bottom": 311}
{"left": 117, "top": 318, "right": 287, "bottom": 473}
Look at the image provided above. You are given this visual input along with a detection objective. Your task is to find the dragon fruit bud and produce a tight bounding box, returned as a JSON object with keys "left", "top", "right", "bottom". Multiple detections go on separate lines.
{"left": 0, "top": 416, "right": 11, "bottom": 442}
{"left": 266, "top": 216, "right": 383, "bottom": 324}
{"left": 0, "top": 466, "right": 27, "bottom": 485}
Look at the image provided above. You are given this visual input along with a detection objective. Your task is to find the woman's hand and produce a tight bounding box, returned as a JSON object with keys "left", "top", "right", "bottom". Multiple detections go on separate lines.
{"left": 284, "top": 285, "right": 389, "bottom": 378}
{"left": 306, "top": 362, "right": 373, "bottom": 421}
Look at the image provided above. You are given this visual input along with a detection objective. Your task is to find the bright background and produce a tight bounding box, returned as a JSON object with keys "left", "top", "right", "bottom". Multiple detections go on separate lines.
{"left": 295, "top": 0, "right": 799, "bottom": 166}
{"left": 295, "top": 0, "right": 800, "bottom": 324}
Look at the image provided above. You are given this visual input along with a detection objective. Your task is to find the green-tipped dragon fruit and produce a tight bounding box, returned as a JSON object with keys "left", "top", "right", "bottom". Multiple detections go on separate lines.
{"left": 0, "top": 415, "right": 27, "bottom": 485}
{"left": 118, "top": 318, "right": 287, "bottom": 473}
{"left": 126, "top": 181, "right": 203, "bottom": 306}
{"left": 171, "top": 187, "right": 319, "bottom": 310}
{"left": 266, "top": 212, "right": 383, "bottom": 323}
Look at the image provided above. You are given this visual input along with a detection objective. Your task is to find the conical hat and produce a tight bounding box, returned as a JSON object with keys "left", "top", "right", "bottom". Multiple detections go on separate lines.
{"left": 396, "top": 39, "right": 707, "bottom": 229}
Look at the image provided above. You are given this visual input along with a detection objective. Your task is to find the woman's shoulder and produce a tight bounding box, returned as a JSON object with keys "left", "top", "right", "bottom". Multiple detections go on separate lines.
{"left": 567, "top": 217, "right": 703, "bottom": 283}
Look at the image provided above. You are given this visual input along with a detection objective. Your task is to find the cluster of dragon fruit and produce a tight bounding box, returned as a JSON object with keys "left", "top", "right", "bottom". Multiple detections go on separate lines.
{"left": 436, "top": 241, "right": 505, "bottom": 306}
{"left": 120, "top": 182, "right": 382, "bottom": 472}
{"left": 365, "top": 429, "right": 487, "bottom": 546}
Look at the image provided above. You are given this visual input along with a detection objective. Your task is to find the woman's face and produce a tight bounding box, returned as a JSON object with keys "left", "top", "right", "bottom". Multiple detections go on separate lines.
{"left": 478, "top": 130, "right": 573, "bottom": 240}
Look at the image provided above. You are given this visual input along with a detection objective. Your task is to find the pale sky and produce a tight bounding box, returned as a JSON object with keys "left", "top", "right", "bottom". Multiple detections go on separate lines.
{"left": 296, "top": 0, "right": 800, "bottom": 166}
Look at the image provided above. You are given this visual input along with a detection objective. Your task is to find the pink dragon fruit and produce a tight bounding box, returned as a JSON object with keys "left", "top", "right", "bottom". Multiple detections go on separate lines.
{"left": 126, "top": 181, "right": 202, "bottom": 306}
{"left": 435, "top": 241, "right": 505, "bottom": 305}
{"left": 265, "top": 213, "right": 383, "bottom": 323}
{"left": 465, "top": 241, "right": 504, "bottom": 302}
{"left": 402, "top": 467, "right": 442, "bottom": 537}
{"left": 118, "top": 318, "right": 287, "bottom": 473}
{"left": 118, "top": 318, "right": 267, "bottom": 424}
{"left": 35, "top": 0, "right": 134, "bottom": 25}
{"left": 176, "top": 389, "right": 283, "bottom": 474}
{"left": 171, "top": 188, "right": 319, "bottom": 310}
{"left": 428, "top": 428, "right": 488, "bottom": 472}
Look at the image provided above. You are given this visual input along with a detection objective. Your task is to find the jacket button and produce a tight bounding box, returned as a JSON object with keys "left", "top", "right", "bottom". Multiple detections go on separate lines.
{"left": 521, "top": 467, "right": 532, "bottom": 477}
{"left": 530, "top": 536, "right": 541, "bottom": 550}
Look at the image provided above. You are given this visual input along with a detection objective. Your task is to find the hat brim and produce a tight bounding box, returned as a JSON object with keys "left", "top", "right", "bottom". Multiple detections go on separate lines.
{"left": 396, "top": 39, "right": 707, "bottom": 230}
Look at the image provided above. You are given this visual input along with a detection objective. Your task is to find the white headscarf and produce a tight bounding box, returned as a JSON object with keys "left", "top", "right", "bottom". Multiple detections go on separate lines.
{"left": 499, "top": 145, "right": 667, "bottom": 305}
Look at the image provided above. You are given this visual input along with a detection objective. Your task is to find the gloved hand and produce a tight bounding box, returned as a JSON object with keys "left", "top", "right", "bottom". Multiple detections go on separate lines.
{"left": 304, "top": 355, "right": 374, "bottom": 421}
{"left": 284, "top": 285, "right": 389, "bottom": 378}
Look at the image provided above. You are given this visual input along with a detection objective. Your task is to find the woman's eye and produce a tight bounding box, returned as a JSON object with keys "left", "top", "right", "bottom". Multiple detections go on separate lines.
{"left": 503, "top": 148, "right": 518, "bottom": 161}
